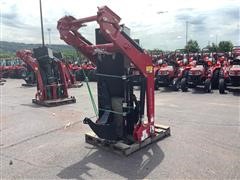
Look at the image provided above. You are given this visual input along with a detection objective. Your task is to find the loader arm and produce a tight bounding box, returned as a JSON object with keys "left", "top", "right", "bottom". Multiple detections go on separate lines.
{"left": 16, "top": 50, "right": 45, "bottom": 100}
{"left": 57, "top": 6, "right": 154, "bottom": 126}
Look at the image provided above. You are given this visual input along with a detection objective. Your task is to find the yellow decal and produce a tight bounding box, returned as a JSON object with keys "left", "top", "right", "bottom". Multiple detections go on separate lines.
{"left": 146, "top": 66, "right": 153, "bottom": 73}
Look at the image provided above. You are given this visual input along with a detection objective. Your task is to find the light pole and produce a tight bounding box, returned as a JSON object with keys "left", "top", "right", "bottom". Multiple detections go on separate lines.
{"left": 238, "top": 23, "right": 240, "bottom": 46}
{"left": 39, "top": 0, "right": 45, "bottom": 46}
{"left": 186, "top": 21, "right": 188, "bottom": 46}
{"left": 47, "top": 28, "right": 51, "bottom": 45}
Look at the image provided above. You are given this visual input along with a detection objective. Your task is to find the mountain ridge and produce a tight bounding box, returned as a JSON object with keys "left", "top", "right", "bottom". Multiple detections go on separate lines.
{"left": 0, "top": 41, "right": 73, "bottom": 54}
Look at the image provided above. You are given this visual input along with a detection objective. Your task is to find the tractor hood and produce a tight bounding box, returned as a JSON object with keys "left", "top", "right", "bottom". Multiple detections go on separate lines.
{"left": 230, "top": 65, "right": 240, "bottom": 71}
{"left": 189, "top": 65, "right": 204, "bottom": 75}
{"left": 159, "top": 65, "right": 174, "bottom": 72}
{"left": 229, "top": 65, "right": 240, "bottom": 76}
{"left": 158, "top": 65, "right": 174, "bottom": 76}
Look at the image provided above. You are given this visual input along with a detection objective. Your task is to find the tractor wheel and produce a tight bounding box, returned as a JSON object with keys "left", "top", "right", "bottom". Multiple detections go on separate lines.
{"left": 180, "top": 78, "right": 188, "bottom": 92}
{"left": 219, "top": 78, "right": 225, "bottom": 94}
{"left": 204, "top": 79, "right": 212, "bottom": 93}
{"left": 211, "top": 69, "right": 219, "bottom": 89}
{"left": 172, "top": 78, "right": 180, "bottom": 91}
{"left": 154, "top": 80, "right": 159, "bottom": 90}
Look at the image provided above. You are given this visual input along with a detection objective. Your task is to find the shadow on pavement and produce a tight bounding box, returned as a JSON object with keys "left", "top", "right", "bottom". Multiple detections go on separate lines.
{"left": 228, "top": 88, "right": 240, "bottom": 96}
{"left": 159, "top": 87, "right": 175, "bottom": 93}
{"left": 191, "top": 87, "right": 213, "bottom": 94}
{"left": 57, "top": 144, "right": 164, "bottom": 179}
{"left": 20, "top": 103, "right": 43, "bottom": 108}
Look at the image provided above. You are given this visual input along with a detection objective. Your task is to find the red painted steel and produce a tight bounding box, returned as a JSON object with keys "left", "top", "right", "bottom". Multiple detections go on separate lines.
{"left": 57, "top": 6, "right": 155, "bottom": 142}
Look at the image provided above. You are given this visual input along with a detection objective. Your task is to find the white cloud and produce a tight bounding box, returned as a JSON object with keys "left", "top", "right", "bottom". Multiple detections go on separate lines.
{"left": 0, "top": 0, "right": 239, "bottom": 50}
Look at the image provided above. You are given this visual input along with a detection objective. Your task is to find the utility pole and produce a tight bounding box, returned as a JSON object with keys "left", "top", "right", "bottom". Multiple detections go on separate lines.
{"left": 215, "top": 34, "right": 218, "bottom": 45}
{"left": 47, "top": 28, "right": 51, "bottom": 45}
{"left": 186, "top": 21, "right": 188, "bottom": 46}
{"left": 39, "top": 0, "right": 45, "bottom": 46}
{"left": 238, "top": 23, "right": 240, "bottom": 46}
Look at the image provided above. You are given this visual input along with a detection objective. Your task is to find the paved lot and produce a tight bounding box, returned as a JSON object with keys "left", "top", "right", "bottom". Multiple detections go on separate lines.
{"left": 1, "top": 79, "right": 240, "bottom": 179}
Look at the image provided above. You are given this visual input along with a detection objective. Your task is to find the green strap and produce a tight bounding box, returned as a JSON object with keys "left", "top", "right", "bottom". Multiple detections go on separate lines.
{"left": 75, "top": 50, "right": 98, "bottom": 117}
{"left": 82, "top": 69, "right": 98, "bottom": 117}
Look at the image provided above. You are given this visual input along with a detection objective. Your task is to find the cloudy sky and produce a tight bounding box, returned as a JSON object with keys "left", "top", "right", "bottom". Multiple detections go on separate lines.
{"left": 0, "top": 0, "right": 239, "bottom": 50}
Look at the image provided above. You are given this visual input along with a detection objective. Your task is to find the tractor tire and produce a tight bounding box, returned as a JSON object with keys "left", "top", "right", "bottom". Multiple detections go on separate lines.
{"left": 211, "top": 69, "right": 219, "bottom": 89}
{"left": 204, "top": 79, "right": 212, "bottom": 93}
{"left": 154, "top": 80, "right": 159, "bottom": 90}
{"left": 180, "top": 78, "right": 188, "bottom": 92}
{"left": 172, "top": 78, "right": 180, "bottom": 91}
{"left": 219, "top": 78, "right": 225, "bottom": 94}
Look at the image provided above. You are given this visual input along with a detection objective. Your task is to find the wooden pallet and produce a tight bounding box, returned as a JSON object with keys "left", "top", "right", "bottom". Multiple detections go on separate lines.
{"left": 32, "top": 97, "right": 76, "bottom": 107}
{"left": 85, "top": 124, "right": 170, "bottom": 156}
{"left": 69, "top": 82, "right": 83, "bottom": 88}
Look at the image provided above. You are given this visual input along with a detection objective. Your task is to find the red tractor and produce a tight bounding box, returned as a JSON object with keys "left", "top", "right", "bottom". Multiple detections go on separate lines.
{"left": 179, "top": 54, "right": 195, "bottom": 92}
{"left": 72, "top": 61, "right": 97, "bottom": 82}
{"left": 206, "top": 52, "right": 228, "bottom": 89}
{"left": 0, "top": 60, "right": 6, "bottom": 84}
{"left": 182, "top": 50, "right": 213, "bottom": 93}
{"left": 0, "top": 61, "right": 6, "bottom": 85}
{"left": 64, "top": 62, "right": 83, "bottom": 88}
{"left": 154, "top": 49, "right": 185, "bottom": 91}
{"left": 219, "top": 46, "right": 240, "bottom": 94}
{"left": 0, "top": 58, "right": 27, "bottom": 79}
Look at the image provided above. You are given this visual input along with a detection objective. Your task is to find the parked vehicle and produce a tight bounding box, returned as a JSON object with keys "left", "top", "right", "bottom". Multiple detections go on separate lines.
{"left": 219, "top": 46, "right": 240, "bottom": 94}
{"left": 0, "top": 58, "right": 26, "bottom": 78}
{"left": 183, "top": 52, "right": 212, "bottom": 93}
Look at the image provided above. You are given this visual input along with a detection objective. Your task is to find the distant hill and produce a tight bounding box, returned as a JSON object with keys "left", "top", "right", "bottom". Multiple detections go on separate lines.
{"left": 0, "top": 41, "right": 74, "bottom": 54}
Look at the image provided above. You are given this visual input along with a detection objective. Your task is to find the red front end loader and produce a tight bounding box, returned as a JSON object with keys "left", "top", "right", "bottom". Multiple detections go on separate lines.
{"left": 57, "top": 6, "right": 170, "bottom": 155}
{"left": 16, "top": 47, "right": 76, "bottom": 106}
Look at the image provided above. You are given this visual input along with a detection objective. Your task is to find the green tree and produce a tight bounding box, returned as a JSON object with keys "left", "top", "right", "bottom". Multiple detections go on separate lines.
{"left": 61, "top": 49, "right": 85, "bottom": 63}
{"left": 185, "top": 40, "right": 200, "bottom": 53}
{"left": 218, "top": 41, "right": 233, "bottom": 52}
{"left": 148, "top": 49, "right": 163, "bottom": 55}
{"left": 0, "top": 51, "right": 15, "bottom": 58}
{"left": 62, "top": 49, "right": 78, "bottom": 61}
{"left": 206, "top": 43, "right": 218, "bottom": 52}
